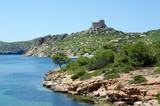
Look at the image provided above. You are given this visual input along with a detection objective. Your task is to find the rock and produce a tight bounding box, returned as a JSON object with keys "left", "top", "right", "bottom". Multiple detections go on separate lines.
{"left": 134, "top": 101, "right": 143, "bottom": 106}
{"left": 147, "top": 90, "right": 158, "bottom": 97}
{"left": 43, "top": 67, "right": 160, "bottom": 105}
{"left": 114, "top": 101, "right": 126, "bottom": 106}
{"left": 134, "top": 100, "right": 160, "bottom": 106}
{"left": 43, "top": 81, "right": 54, "bottom": 87}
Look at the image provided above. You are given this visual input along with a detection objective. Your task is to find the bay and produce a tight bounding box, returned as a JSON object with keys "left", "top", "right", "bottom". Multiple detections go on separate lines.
{"left": 0, "top": 55, "right": 91, "bottom": 106}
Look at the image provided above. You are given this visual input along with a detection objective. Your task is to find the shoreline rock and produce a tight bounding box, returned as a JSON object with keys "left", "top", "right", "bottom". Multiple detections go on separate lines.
{"left": 43, "top": 67, "right": 160, "bottom": 105}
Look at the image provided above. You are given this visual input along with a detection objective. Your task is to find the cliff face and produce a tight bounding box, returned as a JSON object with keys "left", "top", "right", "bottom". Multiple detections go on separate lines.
{"left": 23, "top": 34, "right": 70, "bottom": 57}
{"left": 0, "top": 40, "right": 35, "bottom": 54}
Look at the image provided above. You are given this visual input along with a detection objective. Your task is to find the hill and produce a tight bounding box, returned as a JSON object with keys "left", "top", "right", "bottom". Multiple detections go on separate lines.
{"left": 0, "top": 40, "right": 35, "bottom": 54}
{"left": 23, "top": 20, "right": 160, "bottom": 57}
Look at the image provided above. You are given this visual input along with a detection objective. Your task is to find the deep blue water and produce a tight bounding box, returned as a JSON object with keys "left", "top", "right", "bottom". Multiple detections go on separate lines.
{"left": 0, "top": 55, "right": 91, "bottom": 106}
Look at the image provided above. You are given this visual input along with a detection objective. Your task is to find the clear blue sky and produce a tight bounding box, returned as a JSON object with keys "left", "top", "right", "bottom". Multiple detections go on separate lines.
{"left": 1, "top": 0, "right": 160, "bottom": 42}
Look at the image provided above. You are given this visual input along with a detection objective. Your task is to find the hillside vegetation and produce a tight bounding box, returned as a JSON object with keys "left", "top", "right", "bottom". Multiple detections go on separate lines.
{"left": 24, "top": 27, "right": 160, "bottom": 57}
{"left": 0, "top": 40, "right": 35, "bottom": 54}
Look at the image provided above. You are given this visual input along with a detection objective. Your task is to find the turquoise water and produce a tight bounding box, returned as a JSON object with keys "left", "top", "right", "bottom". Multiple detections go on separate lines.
{"left": 0, "top": 55, "right": 91, "bottom": 106}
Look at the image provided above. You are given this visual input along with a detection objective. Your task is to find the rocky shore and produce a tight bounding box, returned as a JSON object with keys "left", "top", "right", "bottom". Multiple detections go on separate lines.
{"left": 43, "top": 67, "right": 160, "bottom": 106}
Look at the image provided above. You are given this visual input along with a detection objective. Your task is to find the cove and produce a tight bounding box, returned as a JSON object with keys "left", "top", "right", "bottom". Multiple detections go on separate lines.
{"left": 0, "top": 55, "right": 91, "bottom": 106}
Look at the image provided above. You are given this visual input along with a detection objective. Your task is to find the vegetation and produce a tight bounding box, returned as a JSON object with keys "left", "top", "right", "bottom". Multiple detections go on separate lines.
{"left": 51, "top": 52, "right": 71, "bottom": 68}
{"left": 129, "top": 75, "right": 147, "bottom": 84}
{"left": 115, "top": 83, "right": 122, "bottom": 91}
{"left": 154, "top": 68, "right": 160, "bottom": 74}
{"left": 56, "top": 39, "right": 160, "bottom": 81}
{"left": 157, "top": 92, "right": 160, "bottom": 104}
{"left": 43, "top": 28, "right": 160, "bottom": 81}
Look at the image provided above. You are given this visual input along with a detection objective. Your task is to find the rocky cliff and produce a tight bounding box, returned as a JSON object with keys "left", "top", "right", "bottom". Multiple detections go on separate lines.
{"left": 43, "top": 67, "right": 160, "bottom": 105}
{"left": 0, "top": 40, "right": 35, "bottom": 54}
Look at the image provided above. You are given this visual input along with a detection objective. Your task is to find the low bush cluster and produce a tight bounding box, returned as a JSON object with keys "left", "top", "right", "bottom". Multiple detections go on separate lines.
{"left": 129, "top": 75, "right": 147, "bottom": 84}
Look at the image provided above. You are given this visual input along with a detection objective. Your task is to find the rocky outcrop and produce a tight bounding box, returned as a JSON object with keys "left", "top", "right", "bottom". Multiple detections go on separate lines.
{"left": 23, "top": 34, "right": 69, "bottom": 57}
{"left": 34, "top": 34, "right": 68, "bottom": 46}
{"left": 43, "top": 67, "right": 160, "bottom": 105}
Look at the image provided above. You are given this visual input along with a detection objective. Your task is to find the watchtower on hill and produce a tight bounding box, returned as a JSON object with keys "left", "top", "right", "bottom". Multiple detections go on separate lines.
{"left": 90, "top": 20, "right": 107, "bottom": 29}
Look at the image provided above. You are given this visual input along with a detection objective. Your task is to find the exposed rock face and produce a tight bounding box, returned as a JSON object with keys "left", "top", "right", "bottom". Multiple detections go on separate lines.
{"left": 23, "top": 34, "right": 68, "bottom": 57}
{"left": 34, "top": 34, "right": 68, "bottom": 46}
{"left": 43, "top": 67, "right": 160, "bottom": 105}
{"left": 90, "top": 20, "right": 106, "bottom": 29}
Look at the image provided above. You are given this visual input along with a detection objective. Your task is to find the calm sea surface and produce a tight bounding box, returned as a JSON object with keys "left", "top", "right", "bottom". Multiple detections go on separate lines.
{"left": 0, "top": 55, "right": 91, "bottom": 106}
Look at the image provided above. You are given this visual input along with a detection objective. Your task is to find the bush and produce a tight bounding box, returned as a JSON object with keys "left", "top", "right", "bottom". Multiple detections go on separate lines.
{"left": 80, "top": 73, "right": 92, "bottom": 80}
{"left": 71, "top": 68, "right": 86, "bottom": 80}
{"left": 103, "top": 72, "right": 120, "bottom": 80}
{"left": 128, "top": 41, "right": 156, "bottom": 67}
{"left": 71, "top": 74, "right": 79, "bottom": 79}
{"left": 59, "top": 66, "right": 67, "bottom": 73}
{"left": 103, "top": 43, "right": 117, "bottom": 51}
{"left": 92, "top": 70, "right": 103, "bottom": 76}
{"left": 154, "top": 68, "right": 160, "bottom": 74}
{"left": 65, "top": 60, "right": 80, "bottom": 73}
{"left": 76, "top": 56, "right": 90, "bottom": 66}
{"left": 115, "top": 83, "right": 121, "bottom": 91}
{"left": 157, "top": 91, "right": 160, "bottom": 104}
{"left": 87, "top": 49, "right": 115, "bottom": 70}
{"left": 129, "top": 75, "right": 147, "bottom": 84}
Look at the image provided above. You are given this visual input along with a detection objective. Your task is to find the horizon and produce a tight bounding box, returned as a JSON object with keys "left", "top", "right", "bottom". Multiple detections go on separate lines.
{"left": 1, "top": 0, "right": 160, "bottom": 42}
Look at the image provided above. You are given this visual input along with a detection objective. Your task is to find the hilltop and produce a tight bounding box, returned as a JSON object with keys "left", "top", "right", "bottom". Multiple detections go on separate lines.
{"left": 0, "top": 40, "right": 35, "bottom": 54}
{"left": 23, "top": 20, "right": 160, "bottom": 57}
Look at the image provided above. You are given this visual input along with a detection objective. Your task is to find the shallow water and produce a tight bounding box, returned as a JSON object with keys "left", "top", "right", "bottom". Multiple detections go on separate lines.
{"left": 0, "top": 55, "right": 91, "bottom": 106}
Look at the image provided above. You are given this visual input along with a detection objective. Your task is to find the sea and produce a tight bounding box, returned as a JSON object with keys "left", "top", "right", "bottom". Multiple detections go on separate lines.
{"left": 0, "top": 55, "right": 92, "bottom": 106}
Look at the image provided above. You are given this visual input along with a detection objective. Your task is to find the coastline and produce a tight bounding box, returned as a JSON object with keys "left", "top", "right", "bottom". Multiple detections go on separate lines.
{"left": 43, "top": 68, "right": 160, "bottom": 106}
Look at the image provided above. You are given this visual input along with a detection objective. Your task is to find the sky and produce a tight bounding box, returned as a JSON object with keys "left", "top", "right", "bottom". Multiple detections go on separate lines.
{"left": 0, "top": 0, "right": 160, "bottom": 42}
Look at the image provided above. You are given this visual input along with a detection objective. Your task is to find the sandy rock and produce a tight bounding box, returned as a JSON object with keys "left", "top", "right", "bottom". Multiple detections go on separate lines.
{"left": 134, "top": 100, "right": 160, "bottom": 106}
{"left": 147, "top": 90, "right": 158, "bottom": 97}
{"left": 114, "top": 101, "right": 126, "bottom": 106}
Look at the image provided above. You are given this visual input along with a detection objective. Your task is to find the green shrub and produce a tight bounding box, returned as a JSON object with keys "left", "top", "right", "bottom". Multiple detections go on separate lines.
{"left": 157, "top": 91, "right": 160, "bottom": 104}
{"left": 76, "top": 56, "right": 90, "bottom": 66}
{"left": 80, "top": 73, "right": 92, "bottom": 80}
{"left": 59, "top": 66, "right": 67, "bottom": 73}
{"left": 104, "top": 73, "right": 120, "bottom": 80}
{"left": 103, "top": 43, "right": 117, "bottom": 51}
{"left": 128, "top": 41, "right": 157, "bottom": 67}
{"left": 115, "top": 83, "right": 121, "bottom": 91}
{"left": 71, "top": 68, "right": 86, "bottom": 80}
{"left": 87, "top": 49, "right": 115, "bottom": 70}
{"left": 154, "top": 68, "right": 160, "bottom": 74}
{"left": 92, "top": 70, "right": 103, "bottom": 76}
{"left": 129, "top": 75, "right": 147, "bottom": 84}
{"left": 66, "top": 60, "right": 79, "bottom": 73}
{"left": 71, "top": 74, "right": 79, "bottom": 79}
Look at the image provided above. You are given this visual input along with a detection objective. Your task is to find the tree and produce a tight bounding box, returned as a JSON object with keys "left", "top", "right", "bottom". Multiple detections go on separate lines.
{"left": 76, "top": 56, "right": 90, "bottom": 66}
{"left": 128, "top": 41, "right": 156, "bottom": 67}
{"left": 51, "top": 52, "right": 70, "bottom": 68}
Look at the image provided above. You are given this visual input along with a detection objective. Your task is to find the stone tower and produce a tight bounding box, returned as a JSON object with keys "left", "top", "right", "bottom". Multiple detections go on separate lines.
{"left": 90, "top": 20, "right": 106, "bottom": 29}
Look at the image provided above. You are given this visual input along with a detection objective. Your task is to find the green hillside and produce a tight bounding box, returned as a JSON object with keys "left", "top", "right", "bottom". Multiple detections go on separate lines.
{"left": 23, "top": 27, "right": 160, "bottom": 57}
